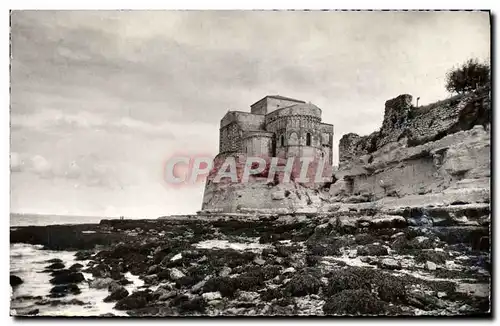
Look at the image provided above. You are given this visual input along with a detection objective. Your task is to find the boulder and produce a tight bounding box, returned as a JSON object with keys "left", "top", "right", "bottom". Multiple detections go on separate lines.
{"left": 50, "top": 272, "right": 85, "bottom": 285}
{"left": 69, "top": 263, "right": 84, "bottom": 272}
{"left": 379, "top": 258, "right": 401, "bottom": 270}
{"left": 169, "top": 268, "right": 185, "bottom": 281}
{"left": 46, "top": 258, "right": 63, "bottom": 264}
{"left": 74, "top": 251, "right": 92, "bottom": 261}
{"left": 425, "top": 261, "right": 437, "bottom": 271}
{"left": 357, "top": 244, "right": 388, "bottom": 256}
{"left": 202, "top": 291, "right": 222, "bottom": 301}
{"left": 323, "top": 289, "right": 392, "bottom": 315}
{"left": 10, "top": 275, "right": 23, "bottom": 287}
{"left": 219, "top": 266, "right": 232, "bottom": 277}
{"left": 104, "top": 286, "right": 129, "bottom": 302}
{"left": 49, "top": 284, "right": 81, "bottom": 297}
{"left": 285, "top": 273, "right": 322, "bottom": 297}
{"left": 89, "top": 278, "right": 115, "bottom": 289}
{"left": 114, "top": 290, "right": 152, "bottom": 310}
{"left": 46, "top": 262, "right": 65, "bottom": 270}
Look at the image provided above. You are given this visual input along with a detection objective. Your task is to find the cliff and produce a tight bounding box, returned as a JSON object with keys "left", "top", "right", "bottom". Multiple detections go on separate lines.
{"left": 334, "top": 86, "right": 491, "bottom": 205}
{"left": 339, "top": 87, "right": 490, "bottom": 168}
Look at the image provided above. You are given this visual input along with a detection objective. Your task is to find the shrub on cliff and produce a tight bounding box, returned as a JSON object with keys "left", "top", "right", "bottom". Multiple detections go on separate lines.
{"left": 445, "top": 58, "right": 490, "bottom": 94}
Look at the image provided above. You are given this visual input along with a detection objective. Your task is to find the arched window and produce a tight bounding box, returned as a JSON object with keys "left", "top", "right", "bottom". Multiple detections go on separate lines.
{"left": 306, "top": 133, "right": 311, "bottom": 146}
{"left": 280, "top": 135, "right": 285, "bottom": 147}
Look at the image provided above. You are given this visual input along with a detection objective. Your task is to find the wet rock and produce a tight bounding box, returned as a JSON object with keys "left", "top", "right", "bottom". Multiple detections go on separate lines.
{"left": 104, "top": 286, "right": 129, "bottom": 302}
{"left": 323, "top": 289, "right": 392, "bottom": 315}
{"left": 189, "top": 279, "right": 206, "bottom": 294}
{"left": 260, "top": 288, "right": 284, "bottom": 301}
{"left": 379, "top": 258, "right": 401, "bottom": 270}
{"left": 147, "top": 265, "right": 160, "bottom": 275}
{"left": 203, "top": 277, "right": 237, "bottom": 297}
{"left": 369, "top": 215, "right": 407, "bottom": 229}
{"left": 305, "top": 254, "right": 321, "bottom": 267}
{"left": 253, "top": 257, "right": 265, "bottom": 265}
{"left": 143, "top": 274, "right": 159, "bottom": 285}
{"left": 407, "top": 217, "right": 433, "bottom": 227}
{"left": 75, "top": 251, "right": 92, "bottom": 261}
{"left": 219, "top": 266, "right": 232, "bottom": 277}
{"left": 114, "top": 290, "right": 152, "bottom": 310}
{"left": 35, "top": 298, "right": 87, "bottom": 306}
{"left": 171, "top": 295, "right": 206, "bottom": 314}
{"left": 46, "top": 262, "right": 65, "bottom": 270}
{"left": 50, "top": 272, "right": 84, "bottom": 285}
{"left": 49, "top": 284, "right": 81, "bottom": 297}
{"left": 158, "top": 290, "right": 177, "bottom": 301}
{"left": 169, "top": 268, "right": 185, "bottom": 281}
{"left": 46, "top": 258, "right": 63, "bottom": 264}
{"left": 406, "top": 292, "right": 442, "bottom": 310}
{"left": 357, "top": 244, "right": 388, "bottom": 256}
{"left": 26, "top": 308, "right": 39, "bottom": 315}
{"left": 416, "top": 250, "right": 448, "bottom": 264}
{"left": 89, "top": 264, "right": 110, "bottom": 278}
{"left": 354, "top": 233, "right": 377, "bottom": 245}
{"left": 391, "top": 235, "right": 437, "bottom": 252}
{"left": 426, "top": 261, "right": 437, "bottom": 271}
{"left": 10, "top": 275, "right": 23, "bottom": 287}
{"left": 325, "top": 269, "right": 371, "bottom": 295}
{"left": 69, "top": 263, "right": 84, "bottom": 272}
{"left": 360, "top": 256, "right": 376, "bottom": 264}
{"left": 176, "top": 275, "right": 201, "bottom": 289}
{"left": 238, "top": 291, "right": 259, "bottom": 301}
{"left": 325, "top": 267, "right": 407, "bottom": 305}
{"left": 202, "top": 291, "right": 222, "bottom": 301}
{"left": 285, "top": 273, "right": 322, "bottom": 297}
{"left": 118, "top": 277, "right": 133, "bottom": 286}
{"left": 89, "top": 277, "right": 114, "bottom": 289}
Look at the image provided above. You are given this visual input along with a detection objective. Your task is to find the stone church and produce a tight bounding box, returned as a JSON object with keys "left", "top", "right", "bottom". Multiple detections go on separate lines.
{"left": 201, "top": 95, "right": 334, "bottom": 213}
{"left": 218, "top": 95, "right": 334, "bottom": 163}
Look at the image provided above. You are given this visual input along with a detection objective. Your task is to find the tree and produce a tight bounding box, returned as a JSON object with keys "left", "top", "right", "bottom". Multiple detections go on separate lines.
{"left": 445, "top": 58, "right": 490, "bottom": 94}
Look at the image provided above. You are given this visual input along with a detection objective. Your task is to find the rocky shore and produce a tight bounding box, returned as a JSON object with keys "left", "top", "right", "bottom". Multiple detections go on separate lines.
{"left": 10, "top": 209, "right": 490, "bottom": 317}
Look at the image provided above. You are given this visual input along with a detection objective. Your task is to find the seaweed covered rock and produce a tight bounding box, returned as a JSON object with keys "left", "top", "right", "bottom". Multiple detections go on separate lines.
{"left": 50, "top": 271, "right": 85, "bottom": 285}
{"left": 323, "top": 289, "right": 392, "bottom": 315}
{"left": 285, "top": 273, "right": 322, "bottom": 297}
{"left": 104, "top": 286, "right": 129, "bottom": 302}
{"left": 357, "top": 244, "right": 388, "bottom": 256}
{"left": 114, "top": 290, "right": 153, "bottom": 310}
{"left": 49, "top": 284, "right": 81, "bottom": 297}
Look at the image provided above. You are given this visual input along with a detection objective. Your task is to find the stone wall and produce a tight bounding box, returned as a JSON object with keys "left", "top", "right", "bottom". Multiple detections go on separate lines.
{"left": 219, "top": 112, "right": 266, "bottom": 154}
{"left": 242, "top": 131, "right": 274, "bottom": 157}
{"left": 338, "top": 86, "right": 491, "bottom": 167}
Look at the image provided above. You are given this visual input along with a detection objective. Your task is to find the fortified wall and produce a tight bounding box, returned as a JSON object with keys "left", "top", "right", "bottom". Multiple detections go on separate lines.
{"left": 332, "top": 86, "right": 491, "bottom": 207}
{"left": 339, "top": 88, "right": 491, "bottom": 168}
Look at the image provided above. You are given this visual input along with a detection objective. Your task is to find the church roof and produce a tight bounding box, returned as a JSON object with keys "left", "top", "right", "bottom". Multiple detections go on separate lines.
{"left": 250, "top": 95, "right": 306, "bottom": 107}
{"left": 266, "top": 95, "right": 306, "bottom": 103}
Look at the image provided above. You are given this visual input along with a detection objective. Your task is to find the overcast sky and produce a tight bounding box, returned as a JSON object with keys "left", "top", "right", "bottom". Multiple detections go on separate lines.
{"left": 10, "top": 10, "right": 490, "bottom": 217}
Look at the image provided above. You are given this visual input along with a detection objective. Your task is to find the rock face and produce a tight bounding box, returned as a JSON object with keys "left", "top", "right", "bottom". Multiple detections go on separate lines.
{"left": 338, "top": 86, "right": 490, "bottom": 167}
{"left": 332, "top": 86, "right": 490, "bottom": 213}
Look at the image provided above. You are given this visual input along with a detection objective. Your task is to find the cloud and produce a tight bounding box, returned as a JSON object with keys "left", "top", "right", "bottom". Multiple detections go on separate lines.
{"left": 10, "top": 109, "right": 179, "bottom": 138}
{"left": 11, "top": 151, "right": 123, "bottom": 189}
